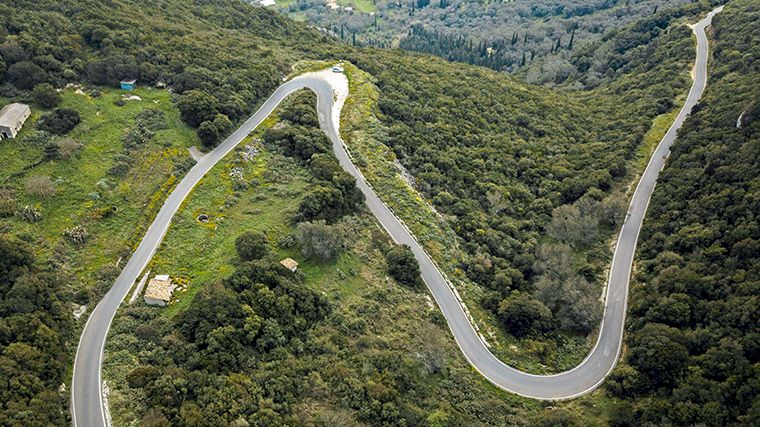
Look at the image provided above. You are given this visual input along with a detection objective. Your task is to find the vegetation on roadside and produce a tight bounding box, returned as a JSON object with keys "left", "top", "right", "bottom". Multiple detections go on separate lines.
{"left": 2, "top": 0, "right": 753, "bottom": 425}
{"left": 104, "top": 91, "right": 582, "bottom": 426}
{"left": 605, "top": 1, "right": 760, "bottom": 424}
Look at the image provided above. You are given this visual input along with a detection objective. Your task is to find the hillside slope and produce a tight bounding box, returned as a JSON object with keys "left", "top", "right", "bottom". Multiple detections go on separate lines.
{"left": 606, "top": 0, "right": 760, "bottom": 424}
{"left": 0, "top": 0, "right": 732, "bottom": 424}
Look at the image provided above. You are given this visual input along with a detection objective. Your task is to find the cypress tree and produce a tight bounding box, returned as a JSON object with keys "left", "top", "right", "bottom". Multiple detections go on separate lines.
{"left": 568, "top": 29, "right": 575, "bottom": 50}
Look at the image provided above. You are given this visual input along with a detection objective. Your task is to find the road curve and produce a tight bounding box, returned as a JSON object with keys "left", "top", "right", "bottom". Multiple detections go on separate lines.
{"left": 72, "top": 7, "right": 721, "bottom": 426}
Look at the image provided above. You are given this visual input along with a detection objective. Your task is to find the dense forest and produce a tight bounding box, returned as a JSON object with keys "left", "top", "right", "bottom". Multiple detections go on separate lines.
{"left": 275, "top": 0, "right": 703, "bottom": 82}
{"left": 0, "top": 236, "right": 72, "bottom": 425}
{"left": 605, "top": 0, "right": 760, "bottom": 424}
{"left": 353, "top": 3, "right": 704, "bottom": 344}
{"left": 2, "top": 0, "right": 706, "bottom": 365}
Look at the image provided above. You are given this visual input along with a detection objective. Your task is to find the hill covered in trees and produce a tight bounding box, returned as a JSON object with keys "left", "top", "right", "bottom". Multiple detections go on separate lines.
{"left": 605, "top": 0, "right": 760, "bottom": 424}
{"left": 1, "top": 0, "right": 753, "bottom": 424}
{"left": 272, "top": 0, "right": 720, "bottom": 84}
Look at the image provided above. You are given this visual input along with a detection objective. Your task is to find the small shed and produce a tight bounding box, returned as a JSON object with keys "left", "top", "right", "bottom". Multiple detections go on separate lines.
{"left": 144, "top": 274, "right": 175, "bottom": 306}
{"left": 120, "top": 79, "right": 137, "bottom": 91}
{"left": 280, "top": 258, "right": 298, "bottom": 272}
{"left": 0, "top": 103, "right": 31, "bottom": 139}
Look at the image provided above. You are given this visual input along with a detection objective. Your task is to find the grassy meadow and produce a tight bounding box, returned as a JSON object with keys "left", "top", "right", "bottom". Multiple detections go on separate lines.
{"left": 0, "top": 86, "right": 197, "bottom": 299}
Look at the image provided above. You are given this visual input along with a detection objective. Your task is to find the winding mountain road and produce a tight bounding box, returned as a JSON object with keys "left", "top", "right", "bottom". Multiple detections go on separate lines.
{"left": 72, "top": 7, "right": 722, "bottom": 426}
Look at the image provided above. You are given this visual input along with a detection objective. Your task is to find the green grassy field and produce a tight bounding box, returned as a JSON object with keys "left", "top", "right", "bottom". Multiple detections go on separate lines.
{"left": 0, "top": 87, "right": 197, "bottom": 297}
{"left": 337, "top": 0, "right": 377, "bottom": 13}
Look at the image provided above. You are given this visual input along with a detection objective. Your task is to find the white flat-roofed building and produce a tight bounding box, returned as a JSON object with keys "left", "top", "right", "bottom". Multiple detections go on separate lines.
{"left": 144, "top": 274, "right": 175, "bottom": 306}
{"left": 0, "top": 103, "right": 31, "bottom": 139}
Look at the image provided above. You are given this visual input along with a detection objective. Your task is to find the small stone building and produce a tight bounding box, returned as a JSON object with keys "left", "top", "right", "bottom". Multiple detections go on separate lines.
{"left": 0, "top": 103, "right": 31, "bottom": 139}
{"left": 144, "top": 274, "right": 175, "bottom": 306}
{"left": 280, "top": 258, "right": 298, "bottom": 272}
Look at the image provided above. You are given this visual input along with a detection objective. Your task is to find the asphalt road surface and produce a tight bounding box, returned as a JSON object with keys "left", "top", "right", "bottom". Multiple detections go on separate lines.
{"left": 72, "top": 7, "right": 721, "bottom": 426}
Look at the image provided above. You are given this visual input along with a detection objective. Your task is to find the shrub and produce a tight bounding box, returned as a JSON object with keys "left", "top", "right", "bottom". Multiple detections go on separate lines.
{"left": 57, "top": 138, "right": 83, "bottom": 158}
{"left": 108, "top": 160, "right": 131, "bottom": 177}
{"left": 198, "top": 120, "right": 219, "bottom": 148}
{"left": 43, "top": 141, "right": 60, "bottom": 160}
{"left": 16, "top": 205, "right": 42, "bottom": 222}
{"left": 297, "top": 221, "right": 343, "bottom": 261}
{"left": 25, "top": 175, "right": 57, "bottom": 198}
{"left": 25, "top": 130, "right": 54, "bottom": 146}
{"left": 385, "top": 244, "right": 422, "bottom": 288}
{"left": 136, "top": 108, "right": 167, "bottom": 131}
{"left": 199, "top": 113, "right": 233, "bottom": 149}
{"left": 36, "top": 108, "right": 80, "bottom": 135}
{"left": 0, "top": 188, "right": 17, "bottom": 217}
{"left": 7, "top": 61, "right": 47, "bottom": 89}
{"left": 235, "top": 231, "right": 268, "bottom": 261}
{"left": 32, "top": 83, "right": 61, "bottom": 108}
{"left": 63, "top": 225, "right": 89, "bottom": 244}
{"left": 172, "top": 157, "right": 196, "bottom": 177}
{"left": 497, "top": 292, "right": 552, "bottom": 337}
{"left": 177, "top": 90, "right": 219, "bottom": 128}
{"left": 123, "top": 125, "right": 154, "bottom": 148}
{"left": 126, "top": 366, "right": 160, "bottom": 389}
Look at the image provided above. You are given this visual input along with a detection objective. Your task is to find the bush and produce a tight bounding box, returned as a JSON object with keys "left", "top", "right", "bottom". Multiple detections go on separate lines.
{"left": 43, "top": 141, "right": 60, "bottom": 160}
{"left": 198, "top": 114, "right": 233, "bottom": 149}
{"left": 297, "top": 185, "right": 344, "bottom": 223}
{"left": 136, "top": 108, "right": 167, "bottom": 131}
{"left": 7, "top": 61, "right": 47, "bottom": 89}
{"left": 297, "top": 221, "right": 343, "bottom": 261}
{"left": 32, "top": 83, "right": 61, "bottom": 108}
{"left": 385, "top": 244, "right": 421, "bottom": 288}
{"left": 36, "top": 108, "right": 80, "bottom": 135}
{"left": 497, "top": 292, "right": 552, "bottom": 337}
{"left": 16, "top": 205, "right": 42, "bottom": 222}
{"left": 123, "top": 125, "right": 154, "bottom": 148}
{"left": 25, "top": 175, "right": 57, "bottom": 198}
{"left": 235, "top": 231, "right": 268, "bottom": 261}
{"left": 108, "top": 160, "right": 131, "bottom": 177}
{"left": 126, "top": 366, "right": 160, "bottom": 389}
{"left": 197, "top": 120, "right": 219, "bottom": 148}
{"left": 63, "top": 225, "right": 89, "bottom": 244}
{"left": 0, "top": 188, "right": 16, "bottom": 217}
{"left": 57, "top": 138, "right": 83, "bottom": 158}
{"left": 177, "top": 90, "right": 218, "bottom": 128}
